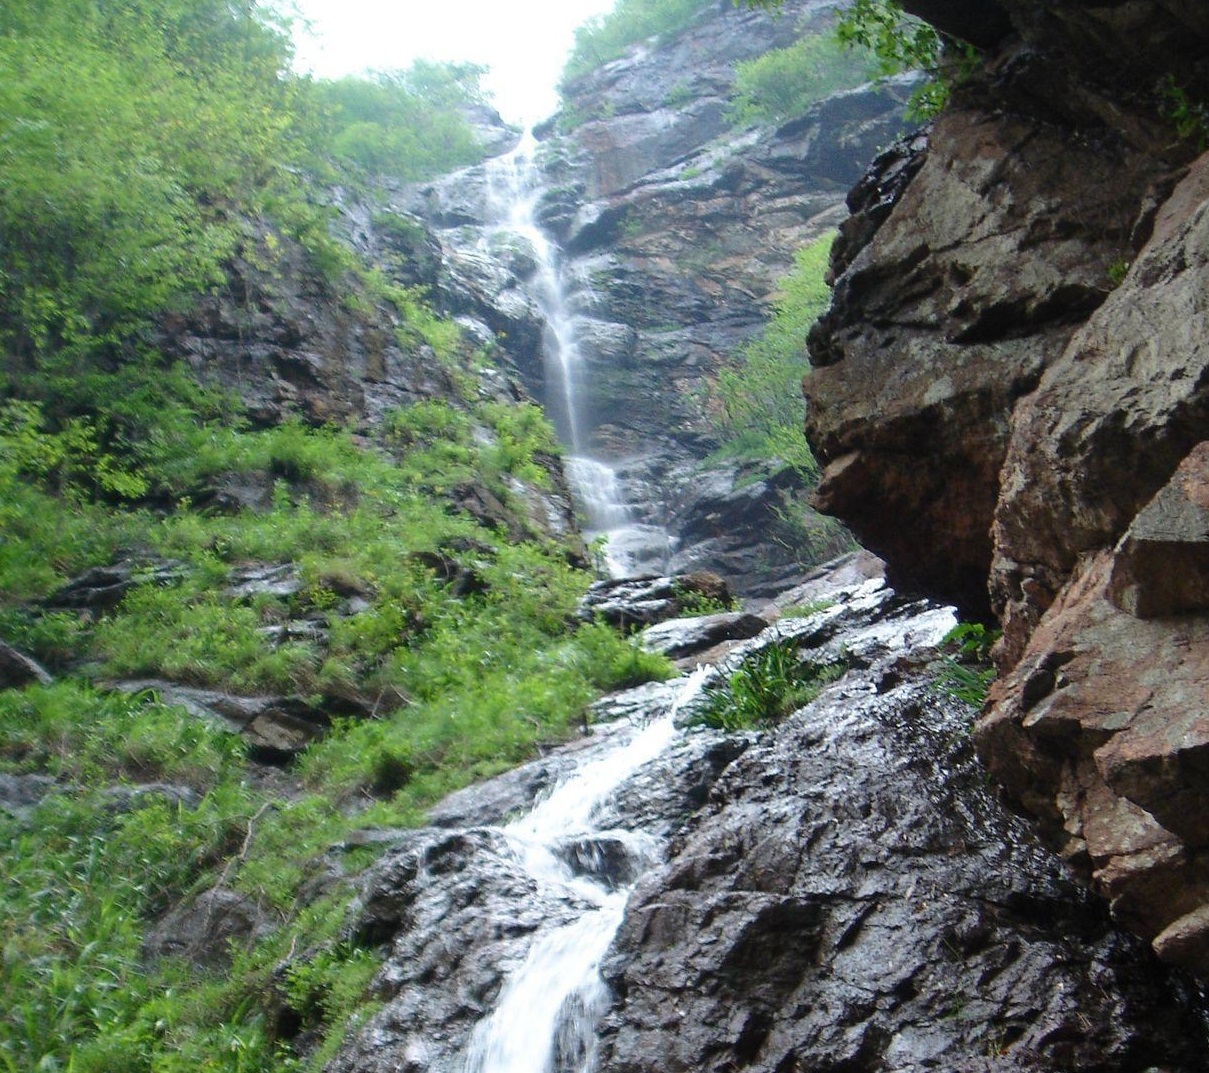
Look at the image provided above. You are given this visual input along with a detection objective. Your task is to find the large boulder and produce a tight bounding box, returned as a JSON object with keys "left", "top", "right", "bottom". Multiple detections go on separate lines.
{"left": 805, "top": 98, "right": 1167, "bottom": 616}
{"left": 804, "top": 0, "right": 1209, "bottom": 972}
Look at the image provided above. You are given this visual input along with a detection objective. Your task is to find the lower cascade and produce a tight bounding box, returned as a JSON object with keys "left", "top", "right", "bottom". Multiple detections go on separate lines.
{"left": 462, "top": 667, "right": 707, "bottom": 1073}
{"left": 331, "top": 557, "right": 1209, "bottom": 1073}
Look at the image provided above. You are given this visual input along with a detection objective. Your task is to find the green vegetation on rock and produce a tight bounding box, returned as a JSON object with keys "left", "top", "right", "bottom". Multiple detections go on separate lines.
{"left": 560, "top": 0, "right": 713, "bottom": 88}
{"left": 0, "top": 378, "right": 675, "bottom": 1070}
{"left": 0, "top": 3, "right": 673, "bottom": 1070}
{"left": 706, "top": 230, "right": 853, "bottom": 562}
{"left": 730, "top": 30, "right": 881, "bottom": 125}
{"left": 690, "top": 640, "right": 846, "bottom": 730}
{"left": 709, "top": 232, "right": 833, "bottom": 480}
{"left": 835, "top": 0, "right": 975, "bottom": 119}
{"left": 311, "top": 61, "right": 494, "bottom": 180}
{"left": 932, "top": 622, "right": 999, "bottom": 709}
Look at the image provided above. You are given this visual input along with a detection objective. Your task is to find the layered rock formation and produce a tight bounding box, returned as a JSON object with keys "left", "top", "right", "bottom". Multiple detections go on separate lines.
{"left": 805, "top": 0, "right": 1209, "bottom": 972}
{"left": 396, "top": 0, "right": 914, "bottom": 590}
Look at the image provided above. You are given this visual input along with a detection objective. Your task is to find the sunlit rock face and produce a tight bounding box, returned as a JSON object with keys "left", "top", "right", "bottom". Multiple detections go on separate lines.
{"left": 805, "top": 0, "right": 1209, "bottom": 972}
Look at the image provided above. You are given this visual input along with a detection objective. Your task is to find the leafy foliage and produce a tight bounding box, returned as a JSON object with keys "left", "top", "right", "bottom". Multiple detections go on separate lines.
{"left": 835, "top": 0, "right": 965, "bottom": 119}
{"left": 932, "top": 622, "right": 999, "bottom": 709}
{"left": 709, "top": 232, "right": 833, "bottom": 480}
{"left": 1160, "top": 75, "right": 1209, "bottom": 151}
{"left": 560, "top": 0, "right": 713, "bottom": 88}
{"left": 312, "top": 62, "right": 492, "bottom": 180}
{"left": 0, "top": 0, "right": 301, "bottom": 367}
{"left": 691, "top": 641, "right": 846, "bottom": 731}
{"left": 730, "top": 31, "right": 881, "bottom": 125}
{"left": 705, "top": 231, "right": 854, "bottom": 564}
{"left": 0, "top": 0, "right": 490, "bottom": 415}
{"left": 0, "top": 383, "right": 676, "bottom": 1069}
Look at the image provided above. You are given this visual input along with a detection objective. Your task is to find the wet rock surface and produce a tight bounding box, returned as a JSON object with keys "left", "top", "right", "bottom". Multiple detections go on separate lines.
{"left": 404, "top": 0, "right": 910, "bottom": 593}
{"left": 330, "top": 574, "right": 1207, "bottom": 1073}
{"left": 331, "top": 675, "right": 735, "bottom": 1073}
{"left": 805, "top": 0, "right": 1209, "bottom": 972}
{"left": 578, "top": 572, "right": 734, "bottom": 630}
{"left": 639, "top": 611, "right": 769, "bottom": 660}
{"left": 601, "top": 607, "right": 1207, "bottom": 1070}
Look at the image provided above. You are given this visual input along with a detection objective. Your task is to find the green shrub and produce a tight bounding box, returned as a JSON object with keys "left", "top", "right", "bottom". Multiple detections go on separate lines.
{"left": 311, "top": 61, "right": 491, "bottom": 181}
{"left": 480, "top": 401, "right": 563, "bottom": 485}
{"left": 692, "top": 640, "right": 846, "bottom": 731}
{"left": 565, "top": 622, "right": 677, "bottom": 692}
{"left": 932, "top": 622, "right": 998, "bottom": 709}
{"left": 835, "top": 0, "right": 978, "bottom": 119}
{"left": 1160, "top": 75, "right": 1209, "bottom": 151}
{"left": 0, "top": 681, "right": 245, "bottom": 786}
{"left": 709, "top": 232, "right": 833, "bottom": 478}
{"left": 0, "top": 783, "right": 257, "bottom": 1071}
{"left": 672, "top": 582, "right": 737, "bottom": 617}
{"left": 730, "top": 32, "right": 881, "bottom": 125}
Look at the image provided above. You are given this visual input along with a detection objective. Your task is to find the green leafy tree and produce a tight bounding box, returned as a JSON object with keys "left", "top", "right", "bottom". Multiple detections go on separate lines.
{"left": 730, "top": 30, "right": 882, "bottom": 125}
{"left": 835, "top": 0, "right": 973, "bottom": 118}
{"left": 312, "top": 61, "right": 491, "bottom": 180}
{"left": 0, "top": 0, "right": 301, "bottom": 368}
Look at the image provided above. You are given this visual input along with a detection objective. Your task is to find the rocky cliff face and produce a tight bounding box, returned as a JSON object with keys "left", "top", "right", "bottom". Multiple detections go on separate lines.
{"left": 396, "top": 0, "right": 913, "bottom": 591}
{"left": 805, "top": 0, "right": 1209, "bottom": 973}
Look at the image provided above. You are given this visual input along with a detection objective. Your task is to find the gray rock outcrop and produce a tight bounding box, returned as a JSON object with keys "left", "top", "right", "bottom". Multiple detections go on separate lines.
{"left": 327, "top": 571, "right": 1207, "bottom": 1073}
{"left": 403, "top": 0, "right": 910, "bottom": 593}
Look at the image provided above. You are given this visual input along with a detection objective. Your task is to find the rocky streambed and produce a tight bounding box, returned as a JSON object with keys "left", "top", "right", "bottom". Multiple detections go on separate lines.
{"left": 330, "top": 557, "right": 1207, "bottom": 1073}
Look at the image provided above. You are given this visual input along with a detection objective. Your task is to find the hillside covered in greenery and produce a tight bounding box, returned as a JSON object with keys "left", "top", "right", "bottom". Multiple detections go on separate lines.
{"left": 0, "top": 2, "right": 677, "bottom": 1069}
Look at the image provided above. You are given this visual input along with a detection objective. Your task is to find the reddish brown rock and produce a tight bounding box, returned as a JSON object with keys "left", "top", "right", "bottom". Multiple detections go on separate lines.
{"left": 805, "top": 99, "right": 1160, "bottom": 616}
{"left": 975, "top": 546, "right": 1209, "bottom": 968}
{"left": 1107, "top": 440, "right": 1209, "bottom": 618}
{"left": 990, "top": 156, "right": 1209, "bottom": 663}
{"left": 807, "top": 0, "right": 1209, "bottom": 975}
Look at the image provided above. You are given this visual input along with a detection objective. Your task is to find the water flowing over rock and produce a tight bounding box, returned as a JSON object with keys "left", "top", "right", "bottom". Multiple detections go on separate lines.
{"left": 804, "top": 0, "right": 1209, "bottom": 973}
{"left": 399, "top": 0, "right": 912, "bottom": 592}
{"left": 328, "top": 567, "right": 1206, "bottom": 1073}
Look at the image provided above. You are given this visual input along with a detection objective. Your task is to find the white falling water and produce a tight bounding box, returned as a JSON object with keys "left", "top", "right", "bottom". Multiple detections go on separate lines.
{"left": 460, "top": 667, "right": 712, "bottom": 1073}
{"left": 483, "top": 134, "right": 671, "bottom": 577}
{"left": 485, "top": 131, "right": 589, "bottom": 456}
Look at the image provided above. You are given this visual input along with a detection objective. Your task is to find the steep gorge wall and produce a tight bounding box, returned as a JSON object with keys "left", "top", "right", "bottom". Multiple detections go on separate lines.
{"left": 805, "top": 0, "right": 1209, "bottom": 973}
{"left": 400, "top": 0, "right": 912, "bottom": 591}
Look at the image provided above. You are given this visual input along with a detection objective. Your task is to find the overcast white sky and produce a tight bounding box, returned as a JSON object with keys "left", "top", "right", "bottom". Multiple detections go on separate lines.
{"left": 289, "top": 0, "right": 618, "bottom": 125}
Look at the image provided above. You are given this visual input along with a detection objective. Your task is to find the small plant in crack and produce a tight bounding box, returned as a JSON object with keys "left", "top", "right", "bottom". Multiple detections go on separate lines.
{"left": 689, "top": 639, "right": 846, "bottom": 731}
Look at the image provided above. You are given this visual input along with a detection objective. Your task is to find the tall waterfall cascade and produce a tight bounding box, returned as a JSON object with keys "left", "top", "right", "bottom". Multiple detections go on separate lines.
{"left": 483, "top": 132, "right": 673, "bottom": 578}
{"left": 458, "top": 667, "right": 712, "bottom": 1073}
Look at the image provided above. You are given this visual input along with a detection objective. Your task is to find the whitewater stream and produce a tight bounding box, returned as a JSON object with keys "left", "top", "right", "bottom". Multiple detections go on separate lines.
{"left": 483, "top": 132, "right": 672, "bottom": 578}
{"left": 458, "top": 666, "right": 711, "bottom": 1073}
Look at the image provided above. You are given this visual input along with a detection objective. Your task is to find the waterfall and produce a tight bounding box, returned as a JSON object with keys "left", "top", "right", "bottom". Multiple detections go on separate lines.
{"left": 483, "top": 133, "right": 672, "bottom": 578}
{"left": 459, "top": 666, "right": 712, "bottom": 1073}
